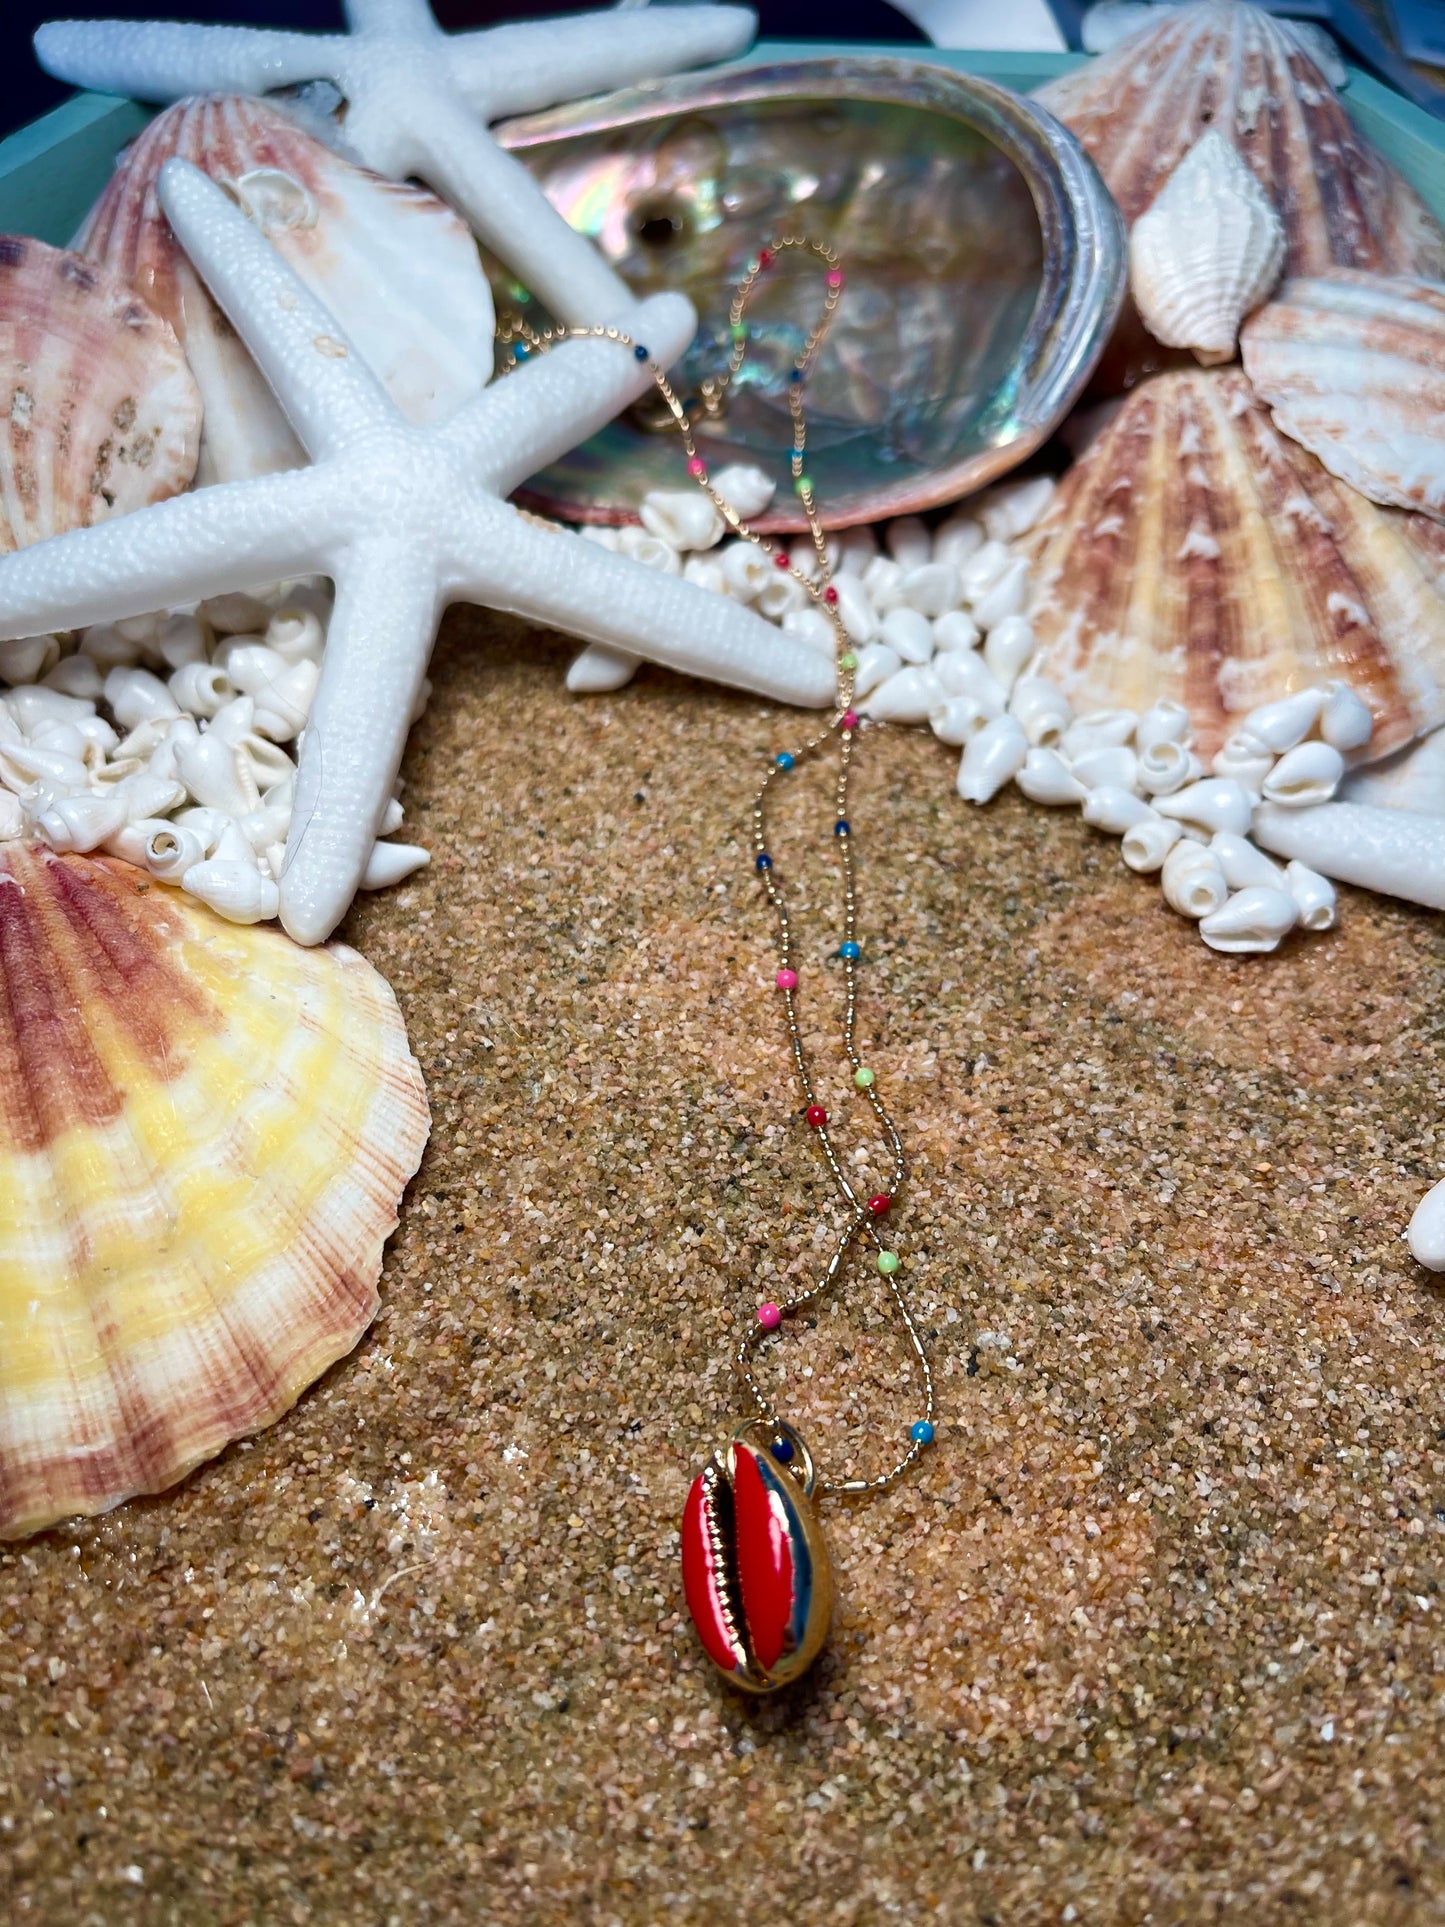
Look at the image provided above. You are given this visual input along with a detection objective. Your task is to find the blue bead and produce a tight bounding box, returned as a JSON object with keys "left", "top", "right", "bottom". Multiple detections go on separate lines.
{"left": 839, "top": 941, "right": 861, "bottom": 961}
{"left": 770, "top": 1436, "right": 795, "bottom": 1463}
{"left": 514, "top": 343, "right": 530, "bottom": 358}
{"left": 633, "top": 344, "right": 649, "bottom": 361}
{"left": 776, "top": 752, "right": 795, "bottom": 770}
{"left": 834, "top": 819, "right": 850, "bottom": 837}
{"left": 789, "top": 368, "right": 804, "bottom": 385}
{"left": 755, "top": 853, "right": 772, "bottom": 872}
{"left": 911, "top": 1420, "right": 935, "bottom": 1446}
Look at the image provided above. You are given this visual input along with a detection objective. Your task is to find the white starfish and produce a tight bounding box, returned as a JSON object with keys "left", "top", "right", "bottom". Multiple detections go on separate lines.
{"left": 36, "top": 0, "right": 756, "bottom": 327}
{"left": 0, "top": 161, "right": 832, "bottom": 945}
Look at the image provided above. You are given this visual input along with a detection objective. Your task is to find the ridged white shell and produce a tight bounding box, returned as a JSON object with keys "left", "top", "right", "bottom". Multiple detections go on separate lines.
{"left": 1242, "top": 270, "right": 1445, "bottom": 521}
{"left": 1036, "top": 2, "right": 1445, "bottom": 280}
{"left": 0, "top": 846, "right": 429, "bottom": 1538}
{"left": 1129, "top": 132, "right": 1285, "bottom": 364}
{"left": 0, "top": 235, "right": 199, "bottom": 553}
{"left": 77, "top": 96, "right": 495, "bottom": 486}
{"left": 1023, "top": 366, "right": 1445, "bottom": 761}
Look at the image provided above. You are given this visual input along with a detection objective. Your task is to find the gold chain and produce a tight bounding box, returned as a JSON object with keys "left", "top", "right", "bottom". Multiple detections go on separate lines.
{"left": 497, "top": 238, "right": 935, "bottom": 1498}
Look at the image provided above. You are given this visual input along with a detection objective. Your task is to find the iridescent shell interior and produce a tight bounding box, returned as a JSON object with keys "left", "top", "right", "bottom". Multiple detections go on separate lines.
{"left": 491, "top": 57, "right": 1124, "bottom": 530}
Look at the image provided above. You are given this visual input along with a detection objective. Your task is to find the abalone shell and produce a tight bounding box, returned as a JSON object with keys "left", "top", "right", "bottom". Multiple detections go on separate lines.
{"left": 492, "top": 56, "right": 1125, "bottom": 531}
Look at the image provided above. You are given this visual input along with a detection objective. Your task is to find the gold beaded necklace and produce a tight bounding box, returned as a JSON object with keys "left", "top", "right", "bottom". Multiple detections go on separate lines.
{"left": 499, "top": 238, "right": 935, "bottom": 1694}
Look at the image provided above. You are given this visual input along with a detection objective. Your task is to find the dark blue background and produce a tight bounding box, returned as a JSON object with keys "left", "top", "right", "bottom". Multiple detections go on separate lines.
{"left": 0, "top": 3, "right": 926, "bottom": 139}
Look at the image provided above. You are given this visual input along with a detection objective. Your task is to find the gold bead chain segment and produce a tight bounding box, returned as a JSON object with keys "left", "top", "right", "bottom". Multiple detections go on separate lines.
{"left": 498, "top": 237, "right": 935, "bottom": 1498}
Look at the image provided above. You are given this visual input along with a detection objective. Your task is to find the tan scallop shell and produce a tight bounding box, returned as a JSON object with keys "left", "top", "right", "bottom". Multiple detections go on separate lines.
{"left": 0, "top": 846, "right": 429, "bottom": 1538}
{"left": 0, "top": 235, "right": 199, "bottom": 554}
{"left": 77, "top": 95, "right": 495, "bottom": 486}
{"left": 1242, "top": 269, "right": 1445, "bottom": 521}
{"left": 1022, "top": 367, "right": 1445, "bottom": 760}
{"left": 1035, "top": 2, "right": 1445, "bottom": 279}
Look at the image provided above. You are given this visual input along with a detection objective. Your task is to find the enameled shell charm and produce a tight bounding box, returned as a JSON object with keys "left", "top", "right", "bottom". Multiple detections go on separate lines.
{"left": 682, "top": 1419, "right": 833, "bottom": 1693}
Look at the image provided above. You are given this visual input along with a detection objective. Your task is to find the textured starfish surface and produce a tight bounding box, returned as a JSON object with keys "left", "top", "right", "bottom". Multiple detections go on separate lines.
{"left": 0, "top": 161, "right": 832, "bottom": 945}
{"left": 36, "top": 0, "right": 756, "bottom": 326}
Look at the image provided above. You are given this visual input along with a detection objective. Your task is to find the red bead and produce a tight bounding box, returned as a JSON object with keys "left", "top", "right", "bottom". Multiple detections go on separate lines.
{"left": 686, "top": 456, "right": 706, "bottom": 479}
{"left": 758, "top": 248, "right": 773, "bottom": 269}
{"left": 868, "top": 1194, "right": 891, "bottom": 1215}
{"left": 822, "top": 585, "right": 838, "bottom": 605}
{"left": 806, "top": 1105, "right": 827, "bottom": 1129}
{"left": 841, "top": 710, "right": 858, "bottom": 732}
{"left": 774, "top": 551, "right": 791, "bottom": 569}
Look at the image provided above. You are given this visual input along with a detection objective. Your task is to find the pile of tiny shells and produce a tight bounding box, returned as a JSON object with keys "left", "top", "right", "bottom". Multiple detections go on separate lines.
{"left": 0, "top": 582, "right": 426, "bottom": 924}
{"left": 576, "top": 468, "right": 1370, "bottom": 957}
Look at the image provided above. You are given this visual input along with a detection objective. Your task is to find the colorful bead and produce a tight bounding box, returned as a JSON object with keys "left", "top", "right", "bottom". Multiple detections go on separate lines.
{"left": 794, "top": 476, "right": 812, "bottom": 496}
{"left": 877, "top": 1251, "right": 900, "bottom": 1276}
{"left": 910, "top": 1420, "right": 934, "bottom": 1445}
{"left": 514, "top": 341, "right": 530, "bottom": 359}
{"left": 633, "top": 344, "right": 649, "bottom": 361}
{"left": 730, "top": 322, "right": 747, "bottom": 341}
{"left": 757, "top": 1301, "right": 781, "bottom": 1330}
{"left": 775, "top": 751, "right": 795, "bottom": 770}
{"left": 776, "top": 968, "right": 797, "bottom": 989}
{"left": 826, "top": 268, "right": 844, "bottom": 289}
{"left": 834, "top": 818, "right": 850, "bottom": 836}
{"left": 806, "top": 1105, "right": 828, "bottom": 1129}
{"left": 770, "top": 1434, "right": 795, "bottom": 1463}
{"left": 867, "top": 1194, "right": 890, "bottom": 1215}
{"left": 758, "top": 248, "right": 774, "bottom": 269}
{"left": 789, "top": 369, "right": 804, "bottom": 385}
{"left": 822, "top": 585, "right": 838, "bottom": 606}
{"left": 774, "top": 551, "right": 792, "bottom": 570}
{"left": 756, "top": 852, "right": 772, "bottom": 872}
{"left": 840, "top": 711, "right": 858, "bottom": 731}
{"left": 853, "top": 1066, "right": 875, "bottom": 1088}
{"left": 686, "top": 456, "right": 706, "bottom": 479}
{"left": 838, "top": 652, "right": 857, "bottom": 671}
{"left": 839, "top": 942, "right": 861, "bottom": 963}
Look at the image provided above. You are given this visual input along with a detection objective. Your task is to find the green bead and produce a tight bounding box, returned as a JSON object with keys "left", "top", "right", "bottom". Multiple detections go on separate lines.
{"left": 838, "top": 652, "right": 858, "bottom": 671}
{"left": 877, "top": 1251, "right": 900, "bottom": 1276}
{"left": 854, "top": 1067, "right": 875, "bottom": 1089}
{"left": 729, "top": 322, "right": 747, "bottom": 341}
{"left": 794, "top": 475, "right": 812, "bottom": 495}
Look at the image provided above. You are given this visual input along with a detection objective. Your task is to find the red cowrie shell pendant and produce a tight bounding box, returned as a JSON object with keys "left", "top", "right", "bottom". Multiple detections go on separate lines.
{"left": 681, "top": 1419, "right": 833, "bottom": 1693}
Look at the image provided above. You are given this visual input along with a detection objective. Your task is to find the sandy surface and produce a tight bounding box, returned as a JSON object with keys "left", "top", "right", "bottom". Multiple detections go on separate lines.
{"left": 2, "top": 611, "right": 1443, "bottom": 1925}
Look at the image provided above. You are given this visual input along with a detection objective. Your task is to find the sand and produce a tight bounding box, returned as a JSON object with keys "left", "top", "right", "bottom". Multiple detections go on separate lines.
{"left": 2, "top": 610, "right": 1443, "bottom": 1924}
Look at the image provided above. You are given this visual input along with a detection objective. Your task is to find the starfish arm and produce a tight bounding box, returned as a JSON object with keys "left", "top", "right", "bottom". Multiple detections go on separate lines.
{"left": 344, "top": 0, "right": 437, "bottom": 32}
{"left": 158, "top": 161, "right": 396, "bottom": 463}
{"left": 375, "top": 85, "right": 633, "bottom": 326}
{"left": 34, "top": 19, "right": 340, "bottom": 99}
{"left": 450, "top": 6, "right": 757, "bottom": 118}
{"left": 451, "top": 292, "right": 695, "bottom": 494}
{"left": 453, "top": 506, "right": 836, "bottom": 709}
{"left": 279, "top": 538, "right": 441, "bottom": 946}
{"left": 0, "top": 467, "right": 344, "bottom": 640}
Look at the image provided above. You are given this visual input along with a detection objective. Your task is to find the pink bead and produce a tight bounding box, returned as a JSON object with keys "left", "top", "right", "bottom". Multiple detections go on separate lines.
{"left": 687, "top": 457, "right": 706, "bottom": 478}
{"left": 776, "top": 968, "right": 797, "bottom": 989}
{"left": 841, "top": 710, "right": 858, "bottom": 731}
{"left": 757, "top": 1302, "right": 782, "bottom": 1330}
{"left": 827, "top": 269, "right": 844, "bottom": 288}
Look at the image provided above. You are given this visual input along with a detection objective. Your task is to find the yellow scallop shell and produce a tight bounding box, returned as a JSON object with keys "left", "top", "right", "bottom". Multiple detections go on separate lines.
{"left": 0, "top": 846, "right": 429, "bottom": 1537}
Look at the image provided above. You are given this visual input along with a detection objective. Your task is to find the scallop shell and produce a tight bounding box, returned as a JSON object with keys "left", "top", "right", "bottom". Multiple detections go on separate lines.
{"left": 77, "top": 96, "right": 495, "bottom": 487}
{"left": 1022, "top": 366, "right": 1445, "bottom": 760}
{"left": 0, "top": 846, "right": 428, "bottom": 1538}
{"left": 0, "top": 235, "right": 200, "bottom": 554}
{"left": 1129, "top": 132, "right": 1285, "bottom": 364}
{"left": 1241, "top": 270, "right": 1445, "bottom": 521}
{"left": 1036, "top": 2, "right": 1445, "bottom": 279}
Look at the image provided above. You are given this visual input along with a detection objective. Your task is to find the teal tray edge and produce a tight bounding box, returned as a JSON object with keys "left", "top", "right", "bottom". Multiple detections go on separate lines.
{"left": 3, "top": 42, "right": 1445, "bottom": 239}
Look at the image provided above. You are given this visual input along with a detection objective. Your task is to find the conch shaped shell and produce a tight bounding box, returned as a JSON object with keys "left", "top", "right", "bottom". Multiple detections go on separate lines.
{"left": 0, "top": 235, "right": 199, "bottom": 554}
{"left": 1242, "top": 270, "right": 1445, "bottom": 521}
{"left": 0, "top": 847, "right": 429, "bottom": 1537}
{"left": 77, "top": 95, "right": 495, "bottom": 486}
{"left": 1022, "top": 367, "right": 1445, "bottom": 761}
{"left": 1129, "top": 132, "right": 1285, "bottom": 364}
{"left": 1036, "top": 1, "right": 1445, "bottom": 280}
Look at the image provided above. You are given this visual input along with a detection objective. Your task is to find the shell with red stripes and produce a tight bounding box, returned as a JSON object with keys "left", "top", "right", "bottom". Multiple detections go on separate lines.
{"left": 681, "top": 1418, "right": 833, "bottom": 1692}
{"left": 0, "top": 846, "right": 429, "bottom": 1537}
